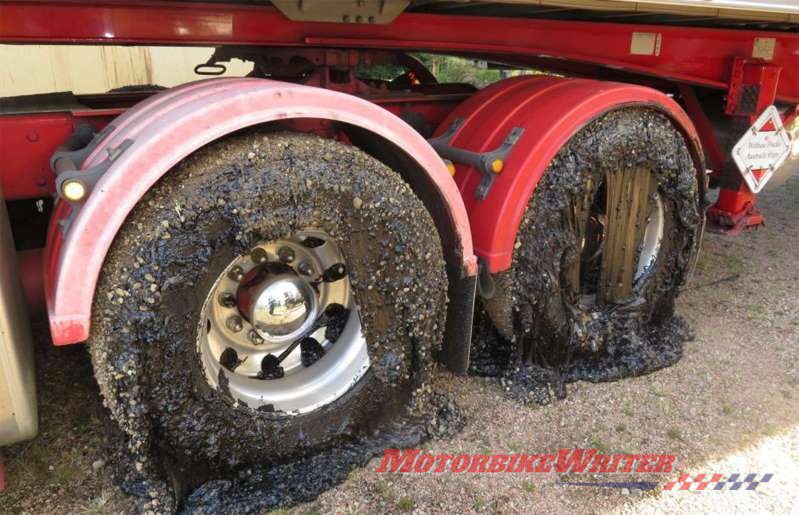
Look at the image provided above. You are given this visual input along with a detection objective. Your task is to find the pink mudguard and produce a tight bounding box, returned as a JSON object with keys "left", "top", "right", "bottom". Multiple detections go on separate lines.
{"left": 45, "top": 78, "right": 477, "bottom": 345}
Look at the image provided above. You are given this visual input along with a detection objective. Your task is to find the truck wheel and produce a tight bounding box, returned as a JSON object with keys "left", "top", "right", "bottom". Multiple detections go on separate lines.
{"left": 484, "top": 108, "right": 703, "bottom": 379}
{"left": 90, "top": 132, "right": 447, "bottom": 470}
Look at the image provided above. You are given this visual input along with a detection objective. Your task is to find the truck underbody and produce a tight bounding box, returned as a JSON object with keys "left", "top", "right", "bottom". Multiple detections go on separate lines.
{"left": 0, "top": 0, "right": 796, "bottom": 504}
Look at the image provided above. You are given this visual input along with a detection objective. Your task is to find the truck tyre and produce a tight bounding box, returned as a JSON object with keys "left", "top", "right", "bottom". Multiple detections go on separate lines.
{"left": 89, "top": 132, "right": 447, "bottom": 470}
{"left": 483, "top": 108, "right": 703, "bottom": 380}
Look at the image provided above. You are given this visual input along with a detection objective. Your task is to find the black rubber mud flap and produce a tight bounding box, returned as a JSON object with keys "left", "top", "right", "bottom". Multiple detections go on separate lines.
{"left": 438, "top": 273, "right": 477, "bottom": 374}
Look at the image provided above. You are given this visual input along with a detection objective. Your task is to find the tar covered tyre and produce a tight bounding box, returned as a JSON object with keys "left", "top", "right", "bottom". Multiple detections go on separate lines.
{"left": 482, "top": 108, "right": 704, "bottom": 394}
{"left": 89, "top": 132, "right": 448, "bottom": 473}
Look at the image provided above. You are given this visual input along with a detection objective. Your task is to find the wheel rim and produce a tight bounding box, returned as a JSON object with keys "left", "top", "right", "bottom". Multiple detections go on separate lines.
{"left": 634, "top": 194, "right": 664, "bottom": 282}
{"left": 197, "top": 229, "right": 370, "bottom": 414}
{"left": 568, "top": 168, "right": 665, "bottom": 308}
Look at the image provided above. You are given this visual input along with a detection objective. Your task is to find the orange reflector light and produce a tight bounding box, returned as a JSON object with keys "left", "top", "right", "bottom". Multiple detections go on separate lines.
{"left": 491, "top": 159, "right": 504, "bottom": 173}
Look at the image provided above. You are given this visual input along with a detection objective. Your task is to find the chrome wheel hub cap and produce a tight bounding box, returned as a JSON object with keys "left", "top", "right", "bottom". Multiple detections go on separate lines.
{"left": 249, "top": 274, "right": 317, "bottom": 341}
{"left": 197, "top": 230, "right": 370, "bottom": 415}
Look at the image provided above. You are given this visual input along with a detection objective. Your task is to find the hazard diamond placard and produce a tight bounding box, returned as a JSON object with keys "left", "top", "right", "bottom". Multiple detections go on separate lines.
{"left": 732, "top": 105, "right": 793, "bottom": 193}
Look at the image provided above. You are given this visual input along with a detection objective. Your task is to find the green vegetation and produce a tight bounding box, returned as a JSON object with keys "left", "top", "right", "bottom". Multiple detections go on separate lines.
{"left": 588, "top": 435, "right": 609, "bottom": 454}
{"left": 357, "top": 53, "right": 538, "bottom": 88}
{"left": 666, "top": 428, "right": 683, "bottom": 441}
{"left": 396, "top": 496, "right": 416, "bottom": 512}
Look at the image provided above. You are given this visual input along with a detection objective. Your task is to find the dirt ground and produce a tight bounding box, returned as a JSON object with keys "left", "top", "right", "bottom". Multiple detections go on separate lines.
{"left": 1, "top": 165, "right": 798, "bottom": 514}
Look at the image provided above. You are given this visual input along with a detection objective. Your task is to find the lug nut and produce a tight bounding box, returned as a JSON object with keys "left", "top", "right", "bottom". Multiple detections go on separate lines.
{"left": 260, "top": 354, "right": 284, "bottom": 379}
{"left": 219, "top": 347, "right": 240, "bottom": 371}
{"left": 278, "top": 246, "right": 295, "bottom": 263}
{"left": 226, "top": 315, "right": 243, "bottom": 332}
{"left": 227, "top": 266, "right": 244, "bottom": 281}
{"left": 322, "top": 263, "right": 347, "bottom": 282}
{"left": 248, "top": 329, "right": 264, "bottom": 345}
{"left": 218, "top": 292, "right": 237, "bottom": 308}
{"left": 297, "top": 260, "right": 313, "bottom": 276}
{"left": 251, "top": 248, "right": 268, "bottom": 264}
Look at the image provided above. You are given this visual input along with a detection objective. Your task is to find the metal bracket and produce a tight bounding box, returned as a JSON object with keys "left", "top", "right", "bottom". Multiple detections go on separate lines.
{"left": 54, "top": 139, "right": 132, "bottom": 203}
{"left": 428, "top": 118, "right": 524, "bottom": 200}
{"left": 50, "top": 126, "right": 131, "bottom": 234}
{"left": 49, "top": 123, "right": 115, "bottom": 174}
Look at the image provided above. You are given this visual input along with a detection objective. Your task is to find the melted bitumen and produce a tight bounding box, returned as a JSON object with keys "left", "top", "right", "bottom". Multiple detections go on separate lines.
{"left": 108, "top": 393, "right": 463, "bottom": 514}
{"left": 474, "top": 108, "right": 704, "bottom": 406}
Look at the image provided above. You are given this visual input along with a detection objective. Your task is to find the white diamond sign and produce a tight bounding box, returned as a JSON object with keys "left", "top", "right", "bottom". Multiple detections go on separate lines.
{"left": 732, "top": 105, "right": 793, "bottom": 193}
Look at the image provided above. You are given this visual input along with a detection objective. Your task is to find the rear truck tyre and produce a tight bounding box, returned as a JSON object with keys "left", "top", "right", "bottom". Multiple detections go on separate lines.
{"left": 483, "top": 108, "right": 703, "bottom": 383}
{"left": 89, "top": 132, "right": 447, "bottom": 472}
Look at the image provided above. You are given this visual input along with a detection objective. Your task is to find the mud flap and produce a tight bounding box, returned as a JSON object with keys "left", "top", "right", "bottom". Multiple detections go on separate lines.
{"left": 439, "top": 273, "right": 477, "bottom": 374}
{"left": 0, "top": 190, "right": 38, "bottom": 446}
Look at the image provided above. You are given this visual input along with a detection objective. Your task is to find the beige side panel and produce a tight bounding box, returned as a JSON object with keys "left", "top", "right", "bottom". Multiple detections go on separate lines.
{"left": 0, "top": 45, "right": 253, "bottom": 97}
{"left": 0, "top": 189, "right": 38, "bottom": 446}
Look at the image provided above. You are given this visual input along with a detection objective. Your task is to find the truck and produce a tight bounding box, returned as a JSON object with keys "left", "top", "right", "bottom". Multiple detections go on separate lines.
{"left": 0, "top": 0, "right": 796, "bottom": 492}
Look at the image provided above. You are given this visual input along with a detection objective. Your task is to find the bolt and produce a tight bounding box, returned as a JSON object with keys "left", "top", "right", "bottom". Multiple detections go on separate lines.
{"left": 227, "top": 266, "right": 244, "bottom": 281}
{"left": 260, "top": 354, "right": 284, "bottom": 379}
{"left": 218, "top": 292, "right": 237, "bottom": 308}
{"left": 323, "top": 263, "right": 347, "bottom": 282}
{"left": 249, "top": 329, "right": 264, "bottom": 345}
{"left": 278, "top": 246, "right": 295, "bottom": 263}
{"left": 219, "top": 347, "right": 240, "bottom": 371}
{"left": 297, "top": 261, "right": 314, "bottom": 276}
{"left": 226, "top": 315, "right": 243, "bottom": 332}
{"left": 251, "top": 247, "right": 268, "bottom": 264}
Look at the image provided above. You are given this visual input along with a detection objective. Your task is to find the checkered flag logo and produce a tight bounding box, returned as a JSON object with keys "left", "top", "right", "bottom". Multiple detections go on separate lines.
{"left": 663, "top": 473, "right": 773, "bottom": 491}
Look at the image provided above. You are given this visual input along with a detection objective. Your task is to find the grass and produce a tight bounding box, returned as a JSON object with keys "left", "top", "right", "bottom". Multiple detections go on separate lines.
{"left": 666, "top": 428, "right": 683, "bottom": 442}
{"left": 77, "top": 490, "right": 116, "bottom": 515}
{"left": 746, "top": 303, "right": 766, "bottom": 321}
{"left": 520, "top": 480, "right": 537, "bottom": 493}
{"left": 372, "top": 480, "right": 398, "bottom": 506}
{"left": 649, "top": 387, "right": 668, "bottom": 398}
{"left": 395, "top": 497, "right": 416, "bottom": 512}
{"left": 694, "top": 248, "right": 751, "bottom": 278}
{"left": 48, "top": 464, "right": 78, "bottom": 486}
{"left": 508, "top": 441, "right": 525, "bottom": 453}
{"left": 588, "top": 436, "right": 609, "bottom": 454}
{"left": 7, "top": 442, "right": 50, "bottom": 486}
